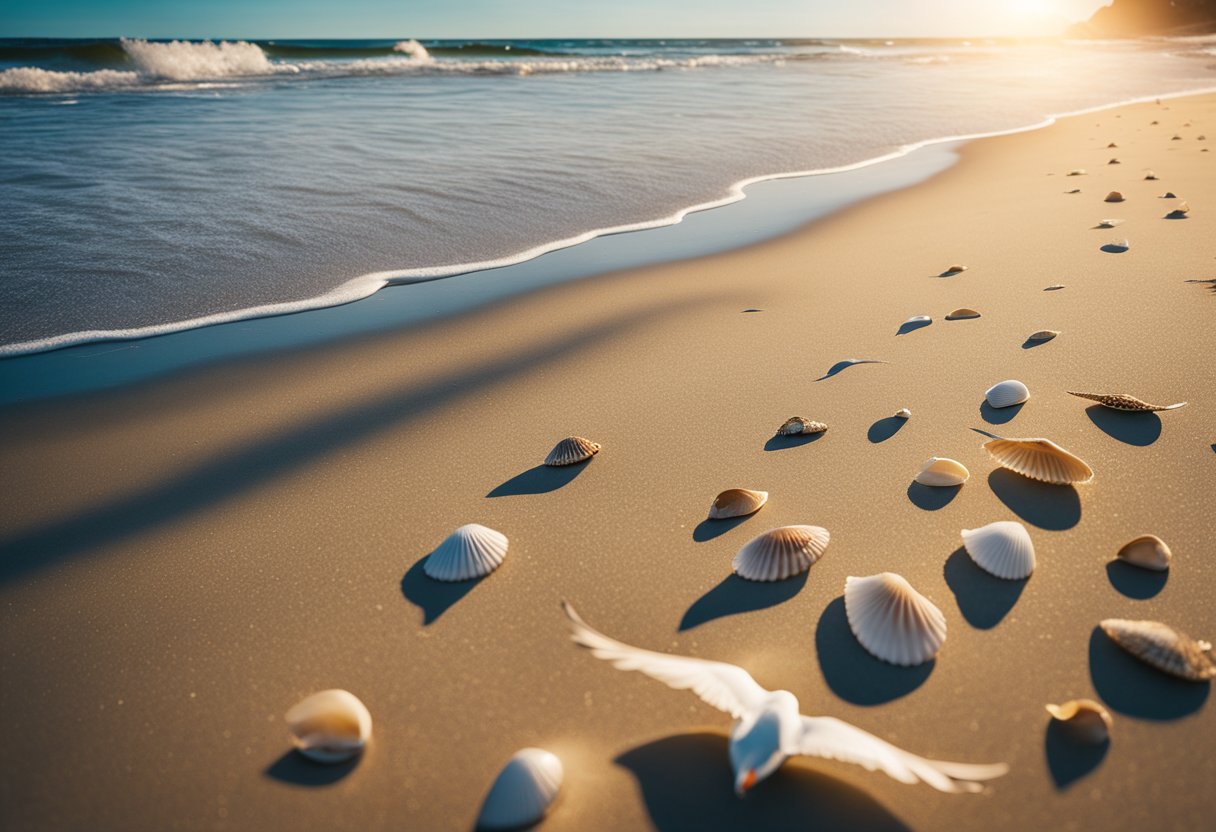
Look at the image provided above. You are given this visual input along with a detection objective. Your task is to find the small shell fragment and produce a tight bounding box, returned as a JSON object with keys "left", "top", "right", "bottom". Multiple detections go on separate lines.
{"left": 983, "top": 437, "right": 1094, "bottom": 485}
{"left": 776, "top": 417, "right": 828, "bottom": 436}
{"left": 945, "top": 308, "right": 981, "bottom": 320}
{"left": 1045, "top": 700, "right": 1112, "bottom": 744}
{"left": 1104, "top": 191, "right": 1124, "bottom": 202}
{"left": 845, "top": 573, "right": 946, "bottom": 666}
{"left": 1171, "top": 134, "right": 1182, "bottom": 140}
{"left": 1107, "top": 158, "right": 1120, "bottom": 165}
{"left": 961, "top": 521, "right": 1035, "bottom": 580}
{"left": 942, "top": 264, "right": 968, "bottom": 274}
{"left": 1027, "top": 330, "right": 1059, "bottom": 342}
{"left": 914, "top": 457, "right": 970, "bottom": 487}
{"left": 544, "top": 436, "right": 601, "bottom": 467}
{"left": 1066, "top": 169, "right": 1086, "bottom": 176}
{"left": 1044, "top": 284, "right": 1066, "bottom": 291}
{"left": 424, "top": 524, "right": 509, "bottom": 582}
{"left": 1096, "top": 218, "right": 1123, "bottom": 228}
{"left": 733, "top": 525, "right": 830, "bottom": 582}
{"left": 285, "top": 690, "right": 372, "bottom": 764}
{"left": 1067, "top": 391, "right": 1187, "bottom": 412}
{"left": 1107, "top": 142, "right": 1117, "bottom": 148}
{"left": 477, "top": 748, "right": 564, "bottom": 831}
{"left": 1100, "top": 619, "right": 1215, "bottom": 681}
{"left": 1116, "top": 534, "right": 1172, "bottom": 571}
{"left": 894, "top": 408, "right": 912, "bottom": 419}
{"left": 707, "top": 488, "right": 768, "bottom": 520}
{"left": 1066, "top": 188, "right": 1081, "bottom": 194}
{"left": 985, "top": 379, "right": 1030, "bottom": 408}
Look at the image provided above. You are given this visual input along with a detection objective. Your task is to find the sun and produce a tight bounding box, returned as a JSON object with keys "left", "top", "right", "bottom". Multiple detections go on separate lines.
{"left": 1007, "top": 0, "right": 1057, "bottom": 17}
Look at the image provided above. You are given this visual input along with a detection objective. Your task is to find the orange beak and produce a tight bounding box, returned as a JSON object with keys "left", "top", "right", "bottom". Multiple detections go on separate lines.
{"left": 737, "top": 769, "right": 757, "bottom": 796}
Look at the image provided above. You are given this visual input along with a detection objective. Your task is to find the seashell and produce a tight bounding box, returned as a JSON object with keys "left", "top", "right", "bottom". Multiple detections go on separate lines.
{"left": 776, "top": 416, "right": 828, "bottom": 436}
{"left": 894, "top": 408, "right": 912, "bottom": 419}
{"left": 942, "top": 264, "right": 968, "bottom": 274}
{"left": 1103, "top": 191, "right": 1124, "bottom": 202}
{"left": 983, "top": 437, "right": 1094, "bottom": 485}
{"left": 1144, "top": 171, "right": 1158, "bottom": 180}
{"left": 285, "top": 690, "right": 372, "bottom": 764}
{"left": 984, "top": 379, "right": 1030, "bottom": 408}
{"left": 914, "top": 457, "right": 970, "bottom": 487}
{"left": 1116, "top": 534, "right": 1172, "bottom": 571}
{"left": 1107, "top": 142, "right": 1117, "bottom": 148}
{"left": 1107, "top": 158, "right": 1120, "bottom": 165}
{"left": 844, "top": 573, "right": 946, "bottom": 666}
{"left": 1045, "top": 700, "right": 1112, "bottom": 744}
{"left": 1162, "top": 191, "right": 1177, "bottom": 198}
{"left": 1066, "top": 391, "right": 1187, "bottom": 412}
{"left": 544, "top": 436, "right": 600, "bottom": 467}
{"left": 1199, "top": 135, "right": 1207, "bottom": 140}
{"left": 902, "top": 314, "right": 932, "bottom": 326}
{"left": 1066, "top": 188, "right": 1081, "bottom": 194}
{"left": 423, "top": 524, "right": 509, "bottom": 582}
{"left": 1044, "top": 284, "right": 1066, "bottom": 291}
{"left": 961, "top": 521, "right": 1035, "bottom": 579}
{"left": 1103, "top": 239, "right": 1130, "bottom": 252}
{"left": 708, "top": 488, "right": 768, "bottom": 520}
{"left": 1100, "top": 619, "right": 1215, "bottom": 681}
{"left": 1150, "top": 120, "right": 1158, "bottom": 125}
{"left": 477, "top": 748, "right": 564, "bottom": 830}
{"left": 1027, "top": 330, "right": 1059, "bottom": 342}
{"left": 945, "top": 307, "right": 981, "bottom": 320}
{"left": 733, "top": 525, "right": 830, "bottom": 582}
{"left": 1171, "top": 134, "right": 1182, "bottom": 140}
{"left": 1173, "top": 201, "right": 1190, "bottom": 214}
{"left": 1066, "top": 169, "right": 1086, "bottom": 176}
{"left": 1096, "top": 218, "right": 1123, "bottom": 228}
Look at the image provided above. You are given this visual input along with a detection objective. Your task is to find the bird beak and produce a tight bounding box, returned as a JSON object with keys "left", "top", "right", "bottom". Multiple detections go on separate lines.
{"left": 735, "top": 769, "right": 757, "bottom": 797}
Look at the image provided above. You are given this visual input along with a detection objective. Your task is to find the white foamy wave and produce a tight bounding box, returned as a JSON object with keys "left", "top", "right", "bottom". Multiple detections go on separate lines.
{"left": 392, "top": 39, "right": 431, "bottom": 61}
{"left": 119, "top": 38, "right": 291, "bottom": 80}
{"left": 0, "top": 66, "right": 140, "bottom": 93}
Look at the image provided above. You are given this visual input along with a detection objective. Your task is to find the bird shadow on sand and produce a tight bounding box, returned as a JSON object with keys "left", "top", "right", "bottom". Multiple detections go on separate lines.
{"left": 815, "top": 597, "right": 933, "bottom": 705}
{"left": 264, "top": 750, "right": 361, "bottom": 786}
{"left": 867, "top": 416, "right": 906, "bottom": 443}
{"left": 1088, "top": 627, "right": 1209, "bottom": 720}
{"left": 980, "top": 400, "right": 1022, "bottom": 425}
{"left": 615, "top": 733, "right": 912, "bottom": 832}
{"left": 764, "top": 432, "right": 824, "bottom": 451}
{"left": 486, "top": 462, "right": 586, "bottom": 497}
{"left": 906, "top": 482, "right": 960, "bottom": 511}
{"left": 693, "top": 514, "right": 754, "bottom": 542}
{"left": 400, "top": 557, "right": 484, "bottom": 625}
{"left": 680, "top": 573, "right": 807, "bottom": 631}
{"left": 1084, "top": 406, "right": 1161, "bottom": 446}
{"left": 943, "top": 547, "right": 1026, "bottom": 629}
{"left": 1105, "top": 561, "right": 1167, "bottom": 599}
{"left": 987, "top": 469, "right": 1081, "bottom": 531}
{"left": 1045, "top": 723, "right": 1108, "bottom": 789}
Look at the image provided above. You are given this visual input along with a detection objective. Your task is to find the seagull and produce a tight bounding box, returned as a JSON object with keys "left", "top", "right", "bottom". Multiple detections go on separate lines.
{"left": 562, "top": 601, "right": 1008, "bottom": 797}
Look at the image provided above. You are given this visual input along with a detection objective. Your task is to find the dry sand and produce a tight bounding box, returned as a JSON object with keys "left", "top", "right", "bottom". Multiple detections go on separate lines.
{"left": 2, "top": 95, "right": 1214, "bottom": 832}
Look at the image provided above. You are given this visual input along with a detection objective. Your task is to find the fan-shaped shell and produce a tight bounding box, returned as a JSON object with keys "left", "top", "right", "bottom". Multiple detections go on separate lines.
{"left": 1104, "top": 191, "right": 1124, "bottom": 202}
{"left": 894, "top": 408, "right": 912, "bottom": 419}
{"left": 477, "top": 748, "right": 564, "bottom": 831}
{"left": 961, "top": 521, "right": 1035, "bottom": 579}
{"left": 914, "top": 457, "right": 970, "bottom": 487}
{"left": 1096, "top": 218, "right": 1123, "bottom": 228}
{"left": 1117, "top": 534, "right": 1172, "bottom": 571}
{"left": 424, "top": 524, "right": 509, "bottom": 582}
{"left": 1100, "top": 619, "right": 1215, "bottom": 681}
{"left": 1027, "top": 330, "right": 1059, "bottom": 342}
{"left": 844, "top": 573, "right": 946, "bottom": 666}
{"left": 985, "top": 379, "right": 1030, "bottom": 408}
{"left": 285, "top": 690, "right": 372, "bottom": 764}
{"left": 544, "top": 436, "right": 600, "bottom": 466}
{"left": 708, "top": 488, "right": 768, "bottom": 520}
{"left": 1045, "top": 700, "right": 1112, "bottom": 744}
{"left": 1067, "top": 391, "right": 1187, "bottom": 412}
{"left": 776, "top": 417, "right": 828, "bottom": 436}
{"left": 733, "top": 525, "right": 830, "bottom": 582}
{"left": 946, "top": 308, "right": 981, "bottom": 320}
{"left": 983, "top": 437, "right": 1094, "bottom": 485}
{"left": 942, "top": 264, "right": 968, "bottom": 274}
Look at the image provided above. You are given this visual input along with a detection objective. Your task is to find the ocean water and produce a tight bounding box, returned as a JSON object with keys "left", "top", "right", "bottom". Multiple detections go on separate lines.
{"left": 1, "top": 36, "right": 1214, "bottom": 355}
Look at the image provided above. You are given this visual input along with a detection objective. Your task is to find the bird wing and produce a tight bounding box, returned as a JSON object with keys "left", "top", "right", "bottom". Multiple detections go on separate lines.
{"left": 794, "top": 716, "right": 1009, "bottom": 793}
{"left": 561, "top": 600, "right": 768, "bottom": 719}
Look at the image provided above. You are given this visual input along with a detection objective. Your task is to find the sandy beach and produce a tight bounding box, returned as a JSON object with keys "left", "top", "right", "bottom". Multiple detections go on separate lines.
{"left": 1, "top": 94, "right": 1213, "bottom": 831}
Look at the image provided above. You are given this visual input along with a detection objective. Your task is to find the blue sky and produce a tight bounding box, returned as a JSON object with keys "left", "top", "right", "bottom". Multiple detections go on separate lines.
{"left": 2, "top": 1, "right": 1111, "bottom": 39}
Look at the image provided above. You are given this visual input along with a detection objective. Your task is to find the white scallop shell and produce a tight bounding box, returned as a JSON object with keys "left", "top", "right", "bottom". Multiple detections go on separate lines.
{"left": 285, "top": 689, "right": 372, "bottom": 764}
{"left": 845, "top": 573, "right": 946, "bottom": 666}
{"left": 983, "top": 437, "right": 1094, "bottom": 485}
{"left": 477, "top": 748, "right": 564, "bottom": 831}
{"left": 914, "top": 457, "right": 970, "bottom": 487}
{"left": 733, "top": 525, "right": 830, "bottom": 582}
{"left": 544, "top": 436, "right": 600, "bottom": 466}
{"left": 985, "top": 379, "right": 1030, "bottom": 408}
{"left": 1045, "top": 700, "right": 1112, "bottom": 744}
{"left": 1104, "top": 191, "right": 1124, "bottom": 202}
{"left": 424, "top": 524, "right": 509, "bottom": 582}
{"left": 961, "top": 521, "right": 1035, "bottom": 579}
{"left": 1100, "top": 619, "right": 1215, "bottom": 681}
{"left": 894, "top": 408, "right": 912, "bottom": 419}
{"left": 707, "top": 488, "right": 768, "bottom": 520}
{"left": 1116, "top": 534, "right": 1172, "bottom": 571}
{"left": 945, "top": 308, "right": 981, "bottom": 320}
{"left": 1027, "top": 330, "right": 1059, "bottom": 342}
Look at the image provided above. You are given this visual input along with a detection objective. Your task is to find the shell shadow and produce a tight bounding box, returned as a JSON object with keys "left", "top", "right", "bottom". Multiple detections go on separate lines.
{"left": 980, "top": 400, "right": 1023, "bottom": 425}
{"left": 1099, "top": 243, "right": 1129, "bottom": 253}
{"left": 742, "top": 308, "right": 764, "bottom": 313}
{"left": 1044, "top": 722, "right": 1108, "bottom": 789}
{"left": 815, "top": 597, "right": 934, "bottom": 705}
{"left": 1087, "top": 627, "right": 1209, "bottom": 720}
{"left": 906, "top": 482, "right": 960, "bottom": 511}
{"left": 400, "top": 557, "right": 484, "bottom": 625}
{"left": 1084, "top": 405, "right": 1161, "bottom": 446}
{"left": 680, "top": 572, "right": 808, "bottom": 631}
{"left": 764, "top": 432, "right": 824, "bottom": 451}
{"left": 1105, "top": 561, "right": 1168, "bottom": 599}
{"left": 693, "top": 514, "right": 754, "bottom": 543}
{"left": 895, "top": 319, "right": 932, "bottom": 335}
{"left": 1020, "top": 337, "right": 1053, "bottom": 350}
{"left": 814, "top": 360, "right": 885, "bottom": 381}
{"left": 1164, "top": 210, "right": 1189, "bottom": 219}
{"left": 987, "top": 469, "right": 1081, "bottom": 531}
{"left": 943, "top": 547, "right": 1026, "bottom": 629}
{"left": 486, "top": 463, "right": 586, "bottom": 497}
{"left": 615, "top": 733, "right": 912, "bottom": 832}
{"left": 867, "top": 416, "right": 906, "bottom": 443}
{"left": 264, "top": 750, "right": 361, "bottom": 786}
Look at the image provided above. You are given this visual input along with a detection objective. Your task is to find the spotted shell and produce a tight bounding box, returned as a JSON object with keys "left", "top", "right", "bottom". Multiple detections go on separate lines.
{"left": 733, "top": 525, "right": 830, "bottom": 582}
{"left": 707, "top": 488, "right": 768, "bottom": 520}
{"left": 1067, "top": 391, "right": 1187, "bottom": 412}
{"left": 914, "top": 457, "right": 970, "bottom": 487}
{"left": 985, "top": 379, "right": 1030, "bottom": 408}
{"left": 1104, "top": 191, "right": 1124, "bottom": 202}
{"left": 423, "top": 524, "right": 509, "bottom": 582}
{"left": 776, "top": 417, "right": 828, "bottom": 436}
{"left": 983, "top": 437, "right": 1094, "bottom": 485}
{"left": 844, "top": 573, "right": 946, "bottom": 666}
{"left": 544, "top": 436, "right": 601, "bottom": 466}
{"left": 1045, "top": 700, "right": 1112, "bottom": 744}
{"left": 945, "top": 308, "right": 981, "bottom": 320}
{"left": 285, "top": 690, "right": 372, "bottom": 764}
{"left": 1100, "top": 619, "right": 1215, "bottom": 681}
{"left": 1027, "top": 330, "right": 1059, "bottom": 342}
{"left": 477, "top": 748, "right": 564, "bottom": 830}
{"left": 961, "top": 520, "right": 1035, "bottom": 580}
{"left": 1117, "top": 534, "right": 1172, "bottom": 571}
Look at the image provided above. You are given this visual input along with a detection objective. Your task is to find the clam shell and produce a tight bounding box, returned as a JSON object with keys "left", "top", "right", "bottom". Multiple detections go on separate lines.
{"left": 1104, "top": 191, "right": 1124, "bottom": 202}
{"left": 942, "top": 264, "right": 968, "bottom": 274}
{"left": 844, "top": 573, "right": 946, "bottom": 666}
{"left": 983, "top": 437, "right": 1094, "bottom": 485}
{"left": 733, "top": 525, "right": 830, "bottom": 582}
{"left": 1066, "top": 391, "right": 1187, "bottom": 412}
{"left": 1100, "top": 619, "right": 1215, "bottom": 681}
{"left": 477, "top": 748, "right": 564, "bottom": 831}
{"left": 1096, "top": 218, "right": 1123, "bottom": 228}
{"left": 1066, "top": 169, "right": 1086, "bottom": 176}
{"left": 985, "top": 379, "right": 1030, "bottom": 409}
{"left": 285, "top": 689, "right": 372, "bottom": 764}
{"left": 945, "top": 308, "right": 981, "bottom": 320}
{"left": 1116, "top": 534, "right": 1172, "bottom": 571}
{"left": 1045, "top": 700, "right": 1112, "bottom": 744}
{"left": 894, "top": 407, "right": 912, "bottom": 419}
{"left": 424, "top": 524, "right": 509, "bottom": 582}
{"left": 914, "top": 457, "right": 970, "bottom": 487}
{"left": 961, "top": 521, "right": 1035, "bottom": 580}
{"left": 544, "top": 436, "right": 601, "bottom": 466}
{"left": 708, "top": 488, "right": 768, "bottom": 520}
{"left": 1027, "top": 330, "right": 1059, "bottom": 342}
{"left": 776, "top": 417, "right": 828, "bottom": 436}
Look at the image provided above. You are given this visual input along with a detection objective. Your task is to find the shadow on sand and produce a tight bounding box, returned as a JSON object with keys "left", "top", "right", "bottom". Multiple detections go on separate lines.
{"left": 943, "top": 547, "right": 1026, "bottom": 629}
{"left": 867, "top": 416, "right": 906, "bottom": 443}
{"left": 895, "top": 318, "right": 932, "bottom": 335}
{"left": 1088, "top": 626, "right": 1209, "bottom": 720}
{"left": 814, "top": 360, "right": 886, "bottom": 382}
{"left": 764, "top": 432, "right": 824, "bottom": 452}
{"left": 980, "top": 400, "right": 1023, "bottom": 425}
{"left": 1105, "top": 560, "right": 1168, "bottom": 599}
{"left": 1045, "top": 723, "right": 1108, "bottom": 789}
{"left": 401, "top": 557, "right": 485, "bottom": 625}
{"left": 693, "top": 514, "right": 755, "bottom": 543}
{"left": 264, "top": 750, "right": 361, "bottom": 786}
{"left": 1084, "top": 406, "right": 1161, "bottom": 446}
{"left": 487, "top": 462, "right": 587, "bottom": 497}
{"left": 680, "top": 573, "right": 807, "bottom": 631}
{"left": 987, "top": 469, "right": 1081, "bottom": 531}
{"left": 906, "top": 482, "right": 960, "bottom": 511}
{"left": 815, "top": 597, "right": 933, "bottom": 705}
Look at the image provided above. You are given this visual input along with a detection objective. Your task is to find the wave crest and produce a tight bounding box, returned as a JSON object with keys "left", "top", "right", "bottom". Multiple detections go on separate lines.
{"left": 119, "top": 37, "right": 286, "bottom": 80}
{"left": 392, "top": 39, "right": 431, "bottom": 61}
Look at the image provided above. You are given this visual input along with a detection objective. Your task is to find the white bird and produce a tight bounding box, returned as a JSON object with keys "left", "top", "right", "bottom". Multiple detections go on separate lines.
{"left": 562, "top": 601, "right": 1008, "bottom": 797}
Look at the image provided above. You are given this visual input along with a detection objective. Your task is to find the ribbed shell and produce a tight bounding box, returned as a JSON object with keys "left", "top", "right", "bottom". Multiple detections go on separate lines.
{"left": 961, "top": 521, "right": 1035, "bottom": 580}
{"left": 1045, "top": 700, "right": 1112, "bottom": 744}
{"left": 945, "top": 308, "right": 981, "bottom": 320}
{"left": 285, "top": 690, "right": 372, "bottom": 764}
{"left": 423, "top": 524, "right": 509, "bottom": 582}
{"left": 985, "top": 379, "right": 1030, "bottom": 408}
{"left": 845, "top": 573, "right": 947, "bottom": 666}
{"left": 477, "top": 748, "right": 564, "bottom": 831}
{"left": 1067, "top": 391, "right": 1187, "bottom": 412}
{"left": 733, "top": 525, "right": 830, "bottom": 582}
{"left": 776, "top": 417, "right": 828, "bottom": 436}
{"left": 1104, "top": 191, "right": 1124, "bottom": 202}
{"left": 1117, "top": 534, "right": 1172, "bottom": 571}
{"left": 1100, "top": 619, "right": 1215, "bottom": 681}
{"left": 914, "top": 457, "right": 970, "bottom": 487}
{"left": 1027, "top": 330, "right": 1059, "bottom": 342}
{"left": 544, "top": 436, "right": 601, "bottom": 466}
{"left": 707, "top": 488, "right": 768, "bottom": 520}
{"left": 983, "top": 437, "right": 1094, "bottom": 485}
